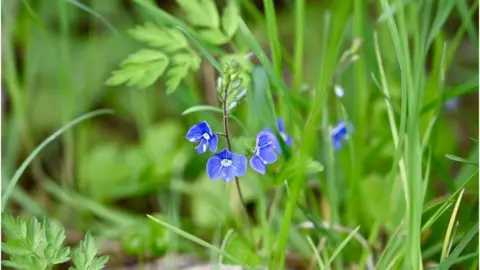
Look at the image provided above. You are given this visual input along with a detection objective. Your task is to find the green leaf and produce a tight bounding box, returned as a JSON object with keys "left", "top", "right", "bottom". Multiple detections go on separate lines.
{"left": 128, "top": 22, "right": 188, "bottom": 53}
{"left": 445, "top": 154, "right": 478, "bottom": 166}
{"left": 275, "top": 156, "right": 324, "bottom": 185}
{"left": 106, "top": 49, "right": 169, "bottom": 88}
{"left": 165, "top": 53, "right": 200, "bottom": 93}
{"left": 221, "top": 0, "right": 239, "bottom": 38}
{"left": 27, "top": 217, "right": 42, "bottom": 251}
{"left": 69, "top": 232, "right": 109, "bottom": 270}
{"left": 198, "top": 28, "right": 229, "bottom": 45}
{"left": 176, "top": 0, "right": 219, "bottom": 28}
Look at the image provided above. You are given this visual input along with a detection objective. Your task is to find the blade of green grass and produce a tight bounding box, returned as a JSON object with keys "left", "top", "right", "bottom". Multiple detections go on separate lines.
{"left": 147, "top": 214, "right": 254, "bottom": 269}
{"left": 306, "top": 236, "right": 326, "bottom": 269}
{"left": 440, "top": 189, "right": 465, "bottom": 261}
{"left": 437, "top": 222, "right": 479, "bottom": 269}
{"left": 62, "top": 0, "right": 120, "bottom": 34}
{"left": 325, "top": 226, "right": 360, "bottom": 268}
{"left": 1, "top": 109, "right": 114, "bottom": 212}
{"left": 292, "top": 0, "right": 305, "bottom": 92}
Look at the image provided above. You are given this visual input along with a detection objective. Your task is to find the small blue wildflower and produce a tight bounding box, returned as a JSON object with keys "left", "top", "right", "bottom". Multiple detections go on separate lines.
{"left": 331, "top": 120, "right": 353, "bottom": 150}
{"left": 206, "top": 148, "right": 247, "bottom": 182}
{"left": 186, "top": 121, "right": 218, "bottom": 154}
{"left": 250, "top": 131, "right": 278, "bottom": 174}
{"left": 276, "top": 119, "right": 293, "bottom": 147}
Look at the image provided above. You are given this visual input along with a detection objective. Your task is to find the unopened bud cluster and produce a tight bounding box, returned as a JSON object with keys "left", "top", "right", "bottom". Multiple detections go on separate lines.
{"left": 217, "top": 60, "right": 248, "bottom": 114}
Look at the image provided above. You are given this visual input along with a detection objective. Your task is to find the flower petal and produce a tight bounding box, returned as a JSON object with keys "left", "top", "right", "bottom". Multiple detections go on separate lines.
{"left": 208, "top": 133, "right": 218, "bottom": 152}
{"left": 333, "top": 139, "right": 343, "bottom": 150}
{"left": 331, "top": 120, "right": 348, "bottom": 141}
{"left": 258, "top": 146, "right": 278, "bottom": 164}
{"left": 206, "top": 156, "right": 223, "bottom": 180}
{"left": 250, "top": 155, "right": 267, "bottom": 174}
{"left": 196, "top": 138, "right": 209, "bottom": 154}
{"left": 256, "top": 130, "right": 277, "bottom": 148}
{"left": 214, "top": 148, "right": 232, "bottom": 160}
{"left": 231, "top": 153, "right": 247, "bottom": 177}
{"left": 284, "top": 136, "right": 293, "bottom": 147}
{"left": 221, "top": 166, "right": 236, "bottom": 182}
{"left": 277, "top": 118, "right": 286, "bottom": 133}
{"left": 186, "top": 121, "right": 212, "bottom": 142}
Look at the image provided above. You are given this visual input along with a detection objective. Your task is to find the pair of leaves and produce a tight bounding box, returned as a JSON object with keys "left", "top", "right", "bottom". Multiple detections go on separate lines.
{"left": 177, "top": 0, "right": 239, "bottom": 45}
{"left": 1, "top": 215, "right": 109, "bottom": 270}
{"left": 106, "top": 22, "right": 201, "bottom": 93}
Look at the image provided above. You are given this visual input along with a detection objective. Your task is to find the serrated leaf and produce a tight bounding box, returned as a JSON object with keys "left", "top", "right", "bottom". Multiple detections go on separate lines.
{"left": 88, "top": 255, "right": 109, "bottom": 270}
{"left": 165, "top": 54, "right": 200, "bottom": 93}
{"left": 221, "top": 0, "right": 239, "bottom": 38}
{"left": 2, "top": 258, "right": 32, "bottom": 269}
{"left": 106, "top": 49, "right": 169, "bottom": 89}
{"left": 166, "top": 65, "right": 189, "bottom": 93}
{"left": 2, "top": 241, "right": 33, "bottom": 256}
{"left": 2, "top": 214, "right": 23, "bottom": 239}
{"left": 128, "top": 22, "right": 188, "bottom": 52}
{"left": 198, "top": 28, "right": 230, "bottom": 45}
{"left": 177, "top": 0, "right": 219, "bottom": 28}
{"left": 52, "top": 247, "right": 70, "bottom": 264}
{"left": 70, "top": 232, "right": 108, "bottom": 270}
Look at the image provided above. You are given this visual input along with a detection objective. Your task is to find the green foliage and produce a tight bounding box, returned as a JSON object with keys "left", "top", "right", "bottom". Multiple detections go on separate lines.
{"left": 107, "top": 0, "right": 240, "bottom": 93}
{"left": 1, "top": 215, "right": 108, "bottom": 270}
{"left": 69, "top": 233, "right": 109, "bottom": 270}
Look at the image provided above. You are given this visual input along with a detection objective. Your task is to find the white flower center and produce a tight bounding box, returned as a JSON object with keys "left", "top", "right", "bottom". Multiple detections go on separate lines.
{"left": 203, "top": 133, "right": 211, "bottom": 140}
{"left": 221, "top": 159, "right": 232, "bottom": 167}
{"left": 280, "top": 132, "right": 288, "bottom": 141}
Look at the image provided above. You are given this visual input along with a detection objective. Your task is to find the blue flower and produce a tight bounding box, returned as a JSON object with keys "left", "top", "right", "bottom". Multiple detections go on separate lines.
{"left": 264, "top": 118, "right": 292, "bottom": 153}
{"left": 331, "top": 120, "right": 353, "bottom": 150}
{"left": 206, "top": 148, "right": 247, "bottom": 182}
{"left": 276, "top": 118, "right": 293, "bottom": 147}
{"left": 186, "top": 121, "right": 218, "bottom": 154}
{"left": 250, "top": 131, "right": 278, "bottom": 174}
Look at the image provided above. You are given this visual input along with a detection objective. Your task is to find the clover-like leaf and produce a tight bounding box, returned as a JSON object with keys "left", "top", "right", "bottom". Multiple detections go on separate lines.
{"left": 128, "top": 22, "right": 188, "bottom": 53}
{"left": 177, "top": 0, "right": 219, "bottom": 28}
{"left": 221, "top": 0, "right": 239, "bottom": 38}
{"left": 106, "top": 49, "right": 169, "bottom": 89}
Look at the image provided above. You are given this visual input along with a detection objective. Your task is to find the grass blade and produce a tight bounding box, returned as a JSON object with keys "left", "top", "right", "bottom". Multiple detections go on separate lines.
{"left": 1, "top": 109, "right": 114, "bottom": 212}
{"left": 440, "top": 189, "right": 465, "bottom": 261}
{"left": 147, "top": 214, "right": 253, "bottom": 269}
{"left": 325, "top": 226, "right": 360, "bottom": 268}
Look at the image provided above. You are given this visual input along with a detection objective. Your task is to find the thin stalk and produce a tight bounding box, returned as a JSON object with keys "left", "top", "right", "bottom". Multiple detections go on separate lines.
{"left": 222, "top": 83, "right": 254, "bottom": 246}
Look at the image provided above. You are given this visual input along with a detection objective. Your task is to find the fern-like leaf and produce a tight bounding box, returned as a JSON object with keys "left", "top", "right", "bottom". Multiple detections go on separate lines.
{"left": 128, "top": 22, "right": 188, "bottom": 53}
{"left": 106, "top": 49, "right": 169, "bottom": 88}
{"left": 69, "top": 232, "right": 109, "bottom": 270}
{"left": 176, "top": 0, "right": 219, "bottom": 28}
{"left": 221, "top": 0, "right": 239, "bottom": 38}
{"left": 165, "top": 53, "right": 200, "bottom": 93}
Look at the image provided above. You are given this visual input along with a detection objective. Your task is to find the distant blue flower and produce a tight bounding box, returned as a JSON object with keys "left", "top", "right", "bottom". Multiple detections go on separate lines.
{"left": 206, "top": 148, "right": 247, "bottom": 182}
{"left": 250, "top": 131, "right": 278, "bottom": 174}
{"left": 444, "top": 97, "right": 460, "bottom": 111}
{"left": 264, "top": 118, "right": 292, "bottom": 153}
{"left": 331, "top": 120, "right": 353, "bottom": 150}
{"left": 276, "top": 119, "right": 293, "bottom": 147}
{"left": 186, "top": 121, "right": 218, "bottom": 154}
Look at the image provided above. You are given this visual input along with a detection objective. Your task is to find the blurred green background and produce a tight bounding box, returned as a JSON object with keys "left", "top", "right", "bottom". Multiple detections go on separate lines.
{"left": 2, "top": 0, "right": 479, "bottom": 269}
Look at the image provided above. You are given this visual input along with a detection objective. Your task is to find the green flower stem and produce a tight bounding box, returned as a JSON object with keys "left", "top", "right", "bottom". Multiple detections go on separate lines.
{"left": 222, "top": 83, "right": 254, "bottom": 247}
